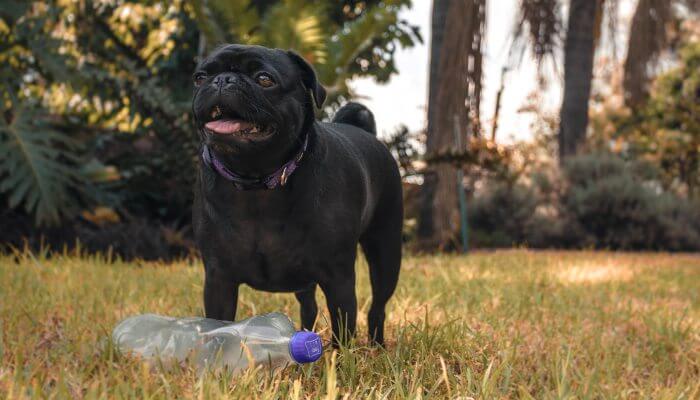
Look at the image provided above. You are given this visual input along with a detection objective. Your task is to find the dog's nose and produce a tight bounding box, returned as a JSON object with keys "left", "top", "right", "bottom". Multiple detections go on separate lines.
{"left": 212, "top": 73, "right": 237, "bottom": 90}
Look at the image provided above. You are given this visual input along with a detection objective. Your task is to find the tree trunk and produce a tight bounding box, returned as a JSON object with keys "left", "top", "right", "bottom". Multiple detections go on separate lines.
{"left": 417, "top": 0, "right": 452, "bottom": 249}
{"left": 558, "top": 0, "right": 598, "bottom": 163}
{"left": 417, "top": 0, "right": 485, "bottom": 251}
{"left": 427, "top": 0, "right": 450, "bottom": 137}
{"left": 623, "top": 0, "right": 672, "bottom": 107}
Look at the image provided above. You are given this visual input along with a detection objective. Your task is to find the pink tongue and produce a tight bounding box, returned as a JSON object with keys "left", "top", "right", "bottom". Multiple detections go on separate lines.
{"left": 205, "top": 119, "right": 253, "bottom": 134}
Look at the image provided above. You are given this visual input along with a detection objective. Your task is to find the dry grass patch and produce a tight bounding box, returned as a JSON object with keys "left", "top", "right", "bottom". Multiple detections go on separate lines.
{"left": 1, "top": 249, "right": 699, "bottom": 398}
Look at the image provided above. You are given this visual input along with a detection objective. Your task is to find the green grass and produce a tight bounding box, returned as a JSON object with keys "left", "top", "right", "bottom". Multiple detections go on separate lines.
{"left": 1, "top": 249, "right": 699, "bottom": 399}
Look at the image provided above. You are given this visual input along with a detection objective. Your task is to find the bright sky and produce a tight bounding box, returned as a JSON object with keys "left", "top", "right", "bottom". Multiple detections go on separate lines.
{"left": 350, "top": 0, "right": 636, "bottom": 143}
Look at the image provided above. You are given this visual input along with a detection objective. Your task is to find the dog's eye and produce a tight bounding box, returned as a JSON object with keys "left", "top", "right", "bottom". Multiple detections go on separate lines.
{"left": 193, "top": 73, "right": 207, "bottom": 87}
{"left": 255, "top": 73, "right": 275, "bottom": 88}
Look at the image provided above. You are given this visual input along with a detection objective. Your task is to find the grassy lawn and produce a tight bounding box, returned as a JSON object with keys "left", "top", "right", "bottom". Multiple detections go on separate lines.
{"left": 1, "top": 249, "right": 699, "bottom": 399}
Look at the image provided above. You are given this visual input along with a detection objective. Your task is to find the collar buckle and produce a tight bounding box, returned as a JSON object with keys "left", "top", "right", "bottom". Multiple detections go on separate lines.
{"left": 280, "top": 166, "right": 289, "bottom": 186}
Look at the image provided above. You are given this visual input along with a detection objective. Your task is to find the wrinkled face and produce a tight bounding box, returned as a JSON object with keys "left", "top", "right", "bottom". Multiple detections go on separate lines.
{"left": 192, "top": 44, "right": 325, "bottom": 155}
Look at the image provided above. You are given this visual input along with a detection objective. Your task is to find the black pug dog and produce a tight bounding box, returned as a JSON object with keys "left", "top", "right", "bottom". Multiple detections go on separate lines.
{"left": 191, "top": 44, "right": 403, "bottom": 345}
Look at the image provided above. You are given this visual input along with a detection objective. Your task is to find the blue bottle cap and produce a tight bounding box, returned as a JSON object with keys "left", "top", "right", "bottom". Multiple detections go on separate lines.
{"left": 289, "top": 331, "right": 323, "bottom": 364}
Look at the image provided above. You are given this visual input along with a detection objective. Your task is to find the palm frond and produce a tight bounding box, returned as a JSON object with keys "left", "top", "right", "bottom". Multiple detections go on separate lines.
{"left": 189, "top": 0, "right": 258, "bottom": 46}
{"left": 0, "top": 107, "right": 82, "bottom": 225}
{"left": 513, "top": 0, "right": 562, "bottom": 65}
{"left": 322, "top": 1, "right": 404, "bottom": 87}
{"left": 254, "top": 0, "right": 328, "bottom": 64}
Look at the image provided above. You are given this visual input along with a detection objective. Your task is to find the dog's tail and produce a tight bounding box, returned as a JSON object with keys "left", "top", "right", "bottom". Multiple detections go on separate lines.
{"left": 331, "top": 102, "right": 376, "bottom": 135}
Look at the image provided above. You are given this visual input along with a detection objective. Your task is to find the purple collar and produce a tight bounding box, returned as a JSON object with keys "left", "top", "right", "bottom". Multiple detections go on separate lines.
{"left": 201, "top": 134, "right": 309, "bottom": 190}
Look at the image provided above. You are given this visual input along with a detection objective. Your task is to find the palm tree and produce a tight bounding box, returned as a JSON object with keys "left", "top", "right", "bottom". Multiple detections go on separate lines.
{"left": 560, "top": 0, "right": 698, "bottom": 159}
{"left": 558, "top": 0, "right": 698, "bottom": 160}
{"left": 417, "top": 0, "right": 486, "bottom": 250}
{"left": 623, "top": 0, "right": 700, "bottom": 106}
{"left": 416, "top": 0, "right": 450, "bottom": 249}
{"left": 623, "top": 0, "right": 672, "bottom": 106}
{"left": 558, "top": 0, "right": 599, "bottom": 162}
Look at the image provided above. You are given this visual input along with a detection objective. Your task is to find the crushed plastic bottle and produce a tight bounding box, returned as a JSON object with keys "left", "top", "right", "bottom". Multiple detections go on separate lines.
{"left": 112, "top": 312, "right": 323, "bottom": 372}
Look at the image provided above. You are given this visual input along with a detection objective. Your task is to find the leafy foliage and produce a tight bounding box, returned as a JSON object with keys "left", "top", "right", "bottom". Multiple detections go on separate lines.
{"left": 620, "top": 38, "right": 700, "bottom": 197}
{"left": 382, "top": 125, "right": 422, "bottom": 178}
{"left": 560, "top": 153, "right": 700, "bottom": 250}
{"left": 469, "top": 181, "right": 540, "bottom": 247}
{"left": 0, "top": 0, "right": 420, "bottom": 227}
{"left": 591, "top": 30, "right": 700, "bottom": 198}
{"left": 191, "top": 0, "right": 421, "bottom": 105}
{"left": 623, "top": 0, "right": 700, "bottom": 105}
{"left": 0, "top": 107, "right": 82, "bottom": 225}
{"left": 512, "top": 0, "right": 562, "bottom": 64}
{"left": 469, "top": 153, "right": 700, "bottom": 251}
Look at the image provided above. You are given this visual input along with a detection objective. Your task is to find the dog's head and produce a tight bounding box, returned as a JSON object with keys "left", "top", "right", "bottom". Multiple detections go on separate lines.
{"left": 192, "top": 44, "right": 325, "bottom": 163}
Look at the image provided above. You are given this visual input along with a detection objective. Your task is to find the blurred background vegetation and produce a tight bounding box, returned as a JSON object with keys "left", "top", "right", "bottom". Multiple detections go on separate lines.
{"left": 414, "top": 0, "right": 700, "bottom": 252}
{"left": 0, "top": 0, "right": 420, "bottom": 257}
{"left": 0, "top": 0, "right": 698, "bottom": 258}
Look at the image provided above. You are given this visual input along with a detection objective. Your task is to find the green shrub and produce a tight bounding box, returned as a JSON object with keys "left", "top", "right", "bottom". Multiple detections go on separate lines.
{"left": 469, "top": 182, "right": 540, "bottom": 247}
{"left": 468, "top": 153, "right": 700, "bottom": 251}
{"left": 561, "top": 153, "right": 700, "bottom": 251}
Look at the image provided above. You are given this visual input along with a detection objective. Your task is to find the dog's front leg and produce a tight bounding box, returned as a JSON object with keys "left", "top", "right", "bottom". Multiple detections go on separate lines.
{"left": 203, "top": 268, "right": 239, "bottom": 321}
{"left": 321, "top": 276, "right": 357, "bottom": 346}
{"left": 295, "top": 285, "right": 318, "bottom": 330}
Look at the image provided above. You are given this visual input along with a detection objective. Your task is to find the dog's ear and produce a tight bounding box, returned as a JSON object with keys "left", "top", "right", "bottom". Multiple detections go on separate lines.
{"left": 287, "top": 51, "right": 326, "bottom": 108}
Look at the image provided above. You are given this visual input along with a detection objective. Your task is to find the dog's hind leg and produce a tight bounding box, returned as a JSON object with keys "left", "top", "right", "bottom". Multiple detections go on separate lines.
{"left": 295, "top": 285, "right": 318, "bottom": 330}
{"left": 360, "top": 195, "right": 403, "bottom": 346}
